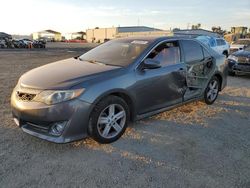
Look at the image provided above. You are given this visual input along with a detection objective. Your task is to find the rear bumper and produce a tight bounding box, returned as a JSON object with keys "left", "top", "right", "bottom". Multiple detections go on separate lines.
{"left": 11, "top": 92, "right": 93, "bottom": 143}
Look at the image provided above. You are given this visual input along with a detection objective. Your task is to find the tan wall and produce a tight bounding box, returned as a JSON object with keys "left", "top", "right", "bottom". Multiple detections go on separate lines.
{"left": 86, "top": 28, "right": 172, "bottom": 43}
{"left": 32, "top": 33, "right": 39, "bottom": 40}
{"left": 116, "top": 31, "right": 173, "bottom": 38}
{"left": 54, "top": 34, "right": 62, "bottom": 41}
{"left": 86, "top": 28, "right": 117, "bottom": 43}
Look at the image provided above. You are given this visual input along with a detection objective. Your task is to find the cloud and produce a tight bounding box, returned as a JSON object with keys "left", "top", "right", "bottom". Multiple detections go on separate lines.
{"left": 1, "top": 0, "right": 249, "bottom": 34}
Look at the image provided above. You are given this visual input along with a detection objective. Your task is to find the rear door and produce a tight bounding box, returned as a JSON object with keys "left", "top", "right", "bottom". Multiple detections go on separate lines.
{"left": 180, "top": 39, "right": 215, "bottom": 101}
{"left": 215, "top": 39, "right": 227, "bottom": 54}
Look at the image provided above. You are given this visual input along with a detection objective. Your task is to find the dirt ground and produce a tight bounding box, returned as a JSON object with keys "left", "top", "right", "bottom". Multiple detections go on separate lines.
{"left": 0, "top": 43, "right": 250, "bottom": 188}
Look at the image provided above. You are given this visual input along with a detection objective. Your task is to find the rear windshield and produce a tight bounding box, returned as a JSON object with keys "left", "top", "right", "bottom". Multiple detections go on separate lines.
{"left": 196, "top": 36, "right": 216, "bottom": 47}
{"left": 79, "top": 39, "right": 150, "bottom": 67}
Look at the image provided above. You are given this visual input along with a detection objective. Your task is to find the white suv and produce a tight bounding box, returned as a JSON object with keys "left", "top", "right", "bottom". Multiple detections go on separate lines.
{"left": 196, "top": 36, "right": 230, "bottom": 57}
{"left": 230, "top": 38, "right": 250, "bottom": 53}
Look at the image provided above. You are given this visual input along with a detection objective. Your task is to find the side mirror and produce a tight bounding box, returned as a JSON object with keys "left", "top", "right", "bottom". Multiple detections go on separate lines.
{"left": 142, "top": 59, "right": 161, "bottom": 70}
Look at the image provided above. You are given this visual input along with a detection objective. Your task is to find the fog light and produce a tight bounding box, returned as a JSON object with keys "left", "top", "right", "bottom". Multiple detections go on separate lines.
{"left": 13, "top": 118, "right": 20, "bottom": 126}
{"left": 50, "top": 122, "right": 67, "bottom": 136}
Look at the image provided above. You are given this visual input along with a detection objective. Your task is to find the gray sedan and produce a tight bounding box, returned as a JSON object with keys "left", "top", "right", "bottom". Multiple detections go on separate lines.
{"left": 11, "top": 36, "right": 228, "bottom": 143}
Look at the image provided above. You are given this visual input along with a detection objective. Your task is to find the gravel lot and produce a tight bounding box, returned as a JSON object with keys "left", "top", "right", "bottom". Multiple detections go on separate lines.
{"left": 0, "top": 43, "right": 250, "bottom": 188}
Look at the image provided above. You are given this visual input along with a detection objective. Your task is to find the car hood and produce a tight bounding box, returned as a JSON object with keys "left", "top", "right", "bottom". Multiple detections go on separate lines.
{"left": 233, "top": 50, "right": 250, "bottom": 57}
{"left": 230, "top": 44, "right": 245, "bottom": 49}
{"left": 19, "top": 58, "right": 120, "bottom": 90}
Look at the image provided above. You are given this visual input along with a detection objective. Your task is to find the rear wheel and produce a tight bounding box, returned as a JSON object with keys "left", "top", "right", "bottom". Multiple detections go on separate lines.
{"left": 204, "top": 76, "right": 220, "bottom": 105}
{"left": 223, "top": 51, "right": 228, "bottom": 57}
{"left": 88, "top": 96, "right": 129, "bottom": 143}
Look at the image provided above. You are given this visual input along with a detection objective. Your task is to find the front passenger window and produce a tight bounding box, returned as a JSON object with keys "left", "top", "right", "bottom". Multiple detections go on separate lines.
{"left": 146, "top": 41, "right": 180, "bottom": 66}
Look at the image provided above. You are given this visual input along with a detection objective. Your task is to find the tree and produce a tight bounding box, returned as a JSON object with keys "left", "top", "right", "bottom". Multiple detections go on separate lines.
{"left": 191, "top": 23, "right": 201, "bottom": 30}
{"left": 212, "top": 26, "right": 226, "bottom": 35}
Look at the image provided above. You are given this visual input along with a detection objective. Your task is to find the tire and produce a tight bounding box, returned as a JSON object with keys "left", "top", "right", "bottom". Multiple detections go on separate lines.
{"left": 88, "top": 96, "right": 130, "bottom": 144}
{"left": 204, "top": 76, "right": 220, "bottom": 105}
{"left": 228, "top": 71, "right": 235, "bottom": 76}
{"left": 223, "top": 51, "right": 228, "bottom": 57}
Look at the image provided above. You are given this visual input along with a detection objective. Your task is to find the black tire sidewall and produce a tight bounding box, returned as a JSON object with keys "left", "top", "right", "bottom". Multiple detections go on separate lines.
{"left": 204, "top": 76, "right": 220, "bottom": 105}
{"left": 228, "top": 71, "right": 235, "bottom": 76}
{"left": 88, "top": 96, "right": 130, "bottom": 144}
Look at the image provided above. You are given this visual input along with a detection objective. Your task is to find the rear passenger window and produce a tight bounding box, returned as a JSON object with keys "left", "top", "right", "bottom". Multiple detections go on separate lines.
{"left": 181, "top": 40, "right": 204, "bottom": 63}
{"left": 146, "top": 41, "right": 180, "bottom": 66}
{"left": 220, "top": 39, "right": 226, "bottom": 45}
{"left": 216, "top": 39, "right": 226, "bottom": 46}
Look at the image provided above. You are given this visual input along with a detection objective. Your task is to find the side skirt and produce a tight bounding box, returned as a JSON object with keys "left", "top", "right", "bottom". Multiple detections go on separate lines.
{"left": 135, "top": 95, "right": 204, "bottom": 121}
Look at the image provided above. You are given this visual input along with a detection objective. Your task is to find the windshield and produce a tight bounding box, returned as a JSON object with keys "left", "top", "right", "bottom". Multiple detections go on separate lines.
{"left": 79, "top": 39, "right": 150, "bottom": 67}
{"left": 233, "top": 40, "right": 250, "bottom": 45}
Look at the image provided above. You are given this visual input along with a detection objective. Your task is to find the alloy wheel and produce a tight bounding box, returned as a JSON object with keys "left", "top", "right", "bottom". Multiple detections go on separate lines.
{"left": 206, "top": 80, "right": 219, "bottom": 102}
{"left": 97, "top": 104, "right": 126, "bottom": 139}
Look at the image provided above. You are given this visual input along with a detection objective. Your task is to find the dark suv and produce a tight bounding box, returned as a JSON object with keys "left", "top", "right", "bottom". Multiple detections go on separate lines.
{"left": 11, "top": 37, "right": 228, "bottom": 143}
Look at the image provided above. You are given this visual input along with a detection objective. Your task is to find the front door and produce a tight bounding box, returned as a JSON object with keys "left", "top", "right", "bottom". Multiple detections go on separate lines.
{"left": 135, "top": 41, "right": 187, "bottom": 115}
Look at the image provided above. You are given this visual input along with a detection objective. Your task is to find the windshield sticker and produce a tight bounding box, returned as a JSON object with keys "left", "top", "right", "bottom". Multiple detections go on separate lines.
{"left": 131, "top": 40, "right": 148, "bottom": 45}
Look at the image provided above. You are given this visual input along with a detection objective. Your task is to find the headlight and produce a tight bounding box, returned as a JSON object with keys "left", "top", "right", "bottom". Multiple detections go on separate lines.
{"left": 33, "top": 89, "right": 84, "bottom": 105}
{"left": 228, "top": 55, "right": 238, "bottom": 62}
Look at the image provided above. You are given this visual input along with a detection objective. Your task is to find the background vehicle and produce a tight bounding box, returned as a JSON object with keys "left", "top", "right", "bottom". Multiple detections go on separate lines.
{"left": 12, "top": 39, "right": 27, "bottom": 48}
{"left": 0, "top": 39, "right": 7, "bottom": 48}
{"left": 32, "top": 40, "right": 46, "bottom": 48}
{"left": 230, "top": 38, "right": 250, "bottom": 53}
{"left": 196, "top": 36, "right": 230, "bottom": 57}
{"left": 21, "top": 39, "right": 33, "bottom": 47}
{"left": 11, "top": 37, "right": 227, "bottom": 144}
{"left": 228, "top": 46, "right": 250, "bottom": 76}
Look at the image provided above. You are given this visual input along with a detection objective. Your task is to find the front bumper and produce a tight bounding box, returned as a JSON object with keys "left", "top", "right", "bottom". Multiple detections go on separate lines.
{"left": 228, "top": 60, "right": 250, "bottom": 73}
{"left": 11, "top": 92, "right": 93, "bottom": 143}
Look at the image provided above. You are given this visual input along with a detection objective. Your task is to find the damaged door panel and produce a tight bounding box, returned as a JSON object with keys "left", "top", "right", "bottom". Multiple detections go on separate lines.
{"left": 180, "top": 40, "right": 215, "bottom": 101}
{"left": 135, "top": 40, "right": 187, "bottom": 114}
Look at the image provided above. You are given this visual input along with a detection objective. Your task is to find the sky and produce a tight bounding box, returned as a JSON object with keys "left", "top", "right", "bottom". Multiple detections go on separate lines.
{"left": 1, "top": 0, "right": 250, "bottom": 35}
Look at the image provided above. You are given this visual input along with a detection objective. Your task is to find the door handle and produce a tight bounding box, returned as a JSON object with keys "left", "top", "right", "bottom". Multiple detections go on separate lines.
{"left": 178, "top": 68, "right": 185, "bottom": 72}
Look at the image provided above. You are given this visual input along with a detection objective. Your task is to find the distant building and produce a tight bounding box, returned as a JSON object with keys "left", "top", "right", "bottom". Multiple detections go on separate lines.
{"left": 64, "top": 31, "right": 86, "bottom": 40}
{"left": 33, "top": 30, "right": 62, "bottom": 41}
{"left": 173, "top": 29, "right": 221, "bottom": 38}
{"left": 86, "top": 26, "right": 171, "bottom": 43}
{"left": 231, "top": 27, "right": 248, "bottom": 37}
{"left": 224, "top": 27, "right": 248, "bottom": 43}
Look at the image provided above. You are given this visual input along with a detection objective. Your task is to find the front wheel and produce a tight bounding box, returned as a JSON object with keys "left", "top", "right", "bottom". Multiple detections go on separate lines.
{"left": 228, "top": 71, "right": 235, "bottom": 76}
{"left": 204, "top": 76, "right": 220, "bottom": 105}
{"left": 88, "top": 96, "right": 129, "bottom": 144}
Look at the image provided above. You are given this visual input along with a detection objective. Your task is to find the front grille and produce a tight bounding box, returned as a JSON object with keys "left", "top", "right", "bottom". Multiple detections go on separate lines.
{"left": 24, "top": 122, "right": 51, "bottom": 133}
{"left": 16, "top": 91, "right": 36, "bottom": 101}
{"left": 238, "top": 56, "right": 250, "bottom": 64}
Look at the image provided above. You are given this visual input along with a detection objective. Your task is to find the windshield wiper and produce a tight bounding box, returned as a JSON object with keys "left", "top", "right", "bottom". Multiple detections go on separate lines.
{"left": 79, "top": 59, "right": 106, "bottom": 65}
{"left": 78, "top": 58, "right": 122, "bottom": 67}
